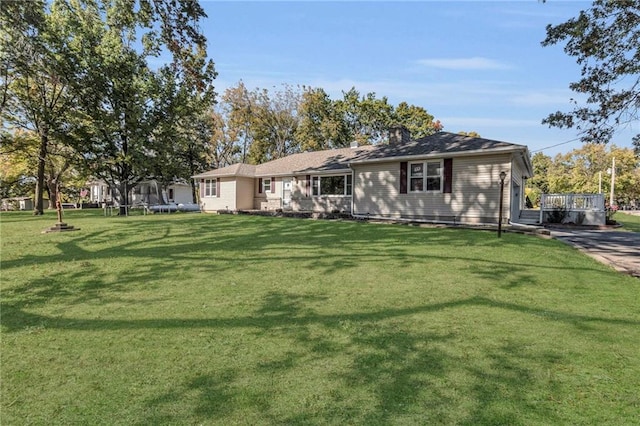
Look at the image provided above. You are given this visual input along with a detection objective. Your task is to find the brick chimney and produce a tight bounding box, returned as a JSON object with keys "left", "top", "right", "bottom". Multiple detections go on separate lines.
{"left": 389, "top": 126, "right": 410, "bottom": 145}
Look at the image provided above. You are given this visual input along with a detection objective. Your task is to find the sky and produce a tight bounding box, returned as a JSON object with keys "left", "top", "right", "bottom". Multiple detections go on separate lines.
{"left": 197, "top": 1, "right": 638, "bottom": 156}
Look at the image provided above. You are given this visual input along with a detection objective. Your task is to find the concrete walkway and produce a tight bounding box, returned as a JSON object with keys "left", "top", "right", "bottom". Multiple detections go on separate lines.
{"left": 550, "top": 228, "right": 640, "bottom": 278}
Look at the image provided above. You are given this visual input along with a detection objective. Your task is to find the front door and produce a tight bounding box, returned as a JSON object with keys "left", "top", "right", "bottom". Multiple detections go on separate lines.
{"left": 282, "top": 178, "right": 292, "bottom": 209}
{"left": 511, "top": 180, "right": 520, "bottom": 221}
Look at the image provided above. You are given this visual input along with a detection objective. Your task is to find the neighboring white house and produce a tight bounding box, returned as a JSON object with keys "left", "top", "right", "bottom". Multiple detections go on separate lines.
{"left": 193, "top": 129, "right": 535, "bottom": 225}
{"left": 87, "top": 179, "right": 193, "bottom": 206}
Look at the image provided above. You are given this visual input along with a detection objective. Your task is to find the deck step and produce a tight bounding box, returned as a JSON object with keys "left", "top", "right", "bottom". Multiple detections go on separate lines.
{"left": 515, "top": 218, "right": 540, "bottom": 225}
{"left": 515, "top": 209, "right": 541, "bottom": 225}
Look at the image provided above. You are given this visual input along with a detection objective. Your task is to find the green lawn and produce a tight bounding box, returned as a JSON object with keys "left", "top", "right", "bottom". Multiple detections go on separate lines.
{"left": 616, "top": 211, "right": 640, "bottom": 233}
{"left": 1, "top": 211, "right": 638, "bottom": 425}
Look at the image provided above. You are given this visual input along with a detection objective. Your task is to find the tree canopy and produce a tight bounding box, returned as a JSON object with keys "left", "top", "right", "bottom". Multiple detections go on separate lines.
{"left": 1, "top": 0, "right": 216, "bottom": 212}
{"left": 542, "top": 0, "right": 640, "bottom": 144}
{"left": 215, "top": 82, "right": 443, "bottom": 165}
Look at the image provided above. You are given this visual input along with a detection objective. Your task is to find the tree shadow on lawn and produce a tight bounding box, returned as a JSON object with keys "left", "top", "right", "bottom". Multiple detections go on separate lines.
{"left": 2, "top": 215, "right": 624, "bottom": 335}
{"left": 2, "top": 214, "right": 559, "bottom": 270}
{"left": 130, "top": 292, "right": 613, "bottom": 425}
{"left": 3, "top": 292, "right": 637, "bottom": 335}
{"left": 1, "top": 215, "right": 611, "bottom": 288}
{"left": 1, "top": 248, "right": 613, "bottom": 335}
{"left": 3, "top": 272, "right": 638, "bottom": 424}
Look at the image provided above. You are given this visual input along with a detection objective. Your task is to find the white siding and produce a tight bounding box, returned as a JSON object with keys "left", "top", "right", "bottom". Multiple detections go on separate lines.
{"left": 200, "top": 177, "right": 237, "bottom": 212}
{"left": 353, "top": 154, "right": 513, "bottom": 224}
{"left": 168, "top": 185, "right": 193, "bottom": 204}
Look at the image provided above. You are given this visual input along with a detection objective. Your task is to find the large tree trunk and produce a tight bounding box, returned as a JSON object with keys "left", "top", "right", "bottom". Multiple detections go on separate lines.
{"left": 33, "top": 130, "right": 48, "bottom": 215}
{"left": 118, "top": 181, "right": 129, "bottom": 216}
{"left": 191, "top": 181, "right": 198, "bottom": 204}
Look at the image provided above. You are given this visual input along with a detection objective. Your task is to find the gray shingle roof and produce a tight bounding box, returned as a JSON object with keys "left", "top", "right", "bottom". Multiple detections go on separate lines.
{"left": 192, "top": 163, "right": 256, "bottom": 179}
{"left": 349, "top": 132, "right": 528, "bottom": 164}
{"left": 254, "top": 146, "right": 376, "bottom": 176}
{"left": 193, "top": 132, "right": 529, "bottom": 179}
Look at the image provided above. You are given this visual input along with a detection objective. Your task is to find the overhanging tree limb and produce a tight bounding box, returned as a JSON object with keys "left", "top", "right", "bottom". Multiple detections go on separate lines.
{"left": 542, "top": 0, "right": 640, "bottom": 144}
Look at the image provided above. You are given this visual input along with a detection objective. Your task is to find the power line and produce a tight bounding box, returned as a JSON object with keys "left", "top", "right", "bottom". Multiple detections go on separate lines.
{"left": 531, "top": 137, "right": 582, "bottom": 153}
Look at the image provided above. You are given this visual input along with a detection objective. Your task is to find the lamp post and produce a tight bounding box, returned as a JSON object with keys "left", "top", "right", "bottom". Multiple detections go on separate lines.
{"left": 498, "top": 171, "right": 507, "bottom": 238}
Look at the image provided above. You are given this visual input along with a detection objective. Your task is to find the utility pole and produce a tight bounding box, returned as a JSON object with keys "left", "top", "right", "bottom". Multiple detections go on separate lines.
{"left": 598, "top": 171, "right": 602, "bottom": 194}
{"left": 609, "top": 157, "right": 616, "bottom": 206}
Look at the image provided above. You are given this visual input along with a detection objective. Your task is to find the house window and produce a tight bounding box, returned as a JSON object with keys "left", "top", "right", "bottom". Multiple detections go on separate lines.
{"left": 263, "top": 178, "right": 271, "bottom": 193}
{"left": 312, "top": 175, "right": 352, "bottom": 196}
{"left": 409, "top": 161, "right": 442, "bottom": 192}
{"left": 410, "top": 163, "right": 424, "bottom": 192}
{"left": 204, "top": 179, "right": 217, "bottom": 197}
{"left": 168, "top": 188, "right": 174, "bottom": 201}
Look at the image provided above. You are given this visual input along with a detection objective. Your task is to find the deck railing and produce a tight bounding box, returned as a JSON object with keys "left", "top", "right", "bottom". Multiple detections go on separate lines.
{"left": 539, "top": 193, "right": 605, "bottom": 223}
{"left": 541, "top": 193, "right": 605, "bottom": 211}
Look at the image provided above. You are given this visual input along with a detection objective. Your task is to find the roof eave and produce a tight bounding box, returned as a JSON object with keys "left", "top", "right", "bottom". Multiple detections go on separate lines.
{"left": 192, "top": 172, "right": 255, "bottom": 179}
{"left": 348, "top": 145, "right": 529, "bottom": 166}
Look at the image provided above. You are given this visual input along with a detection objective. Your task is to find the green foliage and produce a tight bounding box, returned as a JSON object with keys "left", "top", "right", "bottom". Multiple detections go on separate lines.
{"left": 605, "top": 205, "right": 618, "bottom": 225}
{"left": 296, "top": 86, "right": 350, "bottom": 151}
{"left": 546, "top": 206, "right": 568, "bottom": 224}
{"left": 542, "top": 0, "right": 640, "bottom": 144}
{"left": 208, "top": 108, "right": 241, "bottom": 168}
{"left": 0, "top": 130, "right": 37, "bottom": 199}
{"left": 336, "top": 88, "right": 395, "bottom": 145}
{"left": 247, "top": 85, "right": 301, "bottom": 164}
{"left": 216, "top": 82, "right": 302, "bottom": 165}
{"left": 147, "top": 65, "right": 215, "bottom": 203}
{"left": 1, "top": 0, "right": 216, "bottom": 212}
{"left": 221, "top": 81, "right": 253, "bottom": 163}
{"left": 457, "top": 131, "right": 481, "bottom": 138}
{"left": 54, "top": 0, "right": 215, "bottom": 211}
{"left": 0, "top": 0, "right": 80, "bottom": 213}
{"left": 394, "top": 101, "right": 442, "bottom": 139}
{"left": 529, "top": 152, "right": 552, "bottom": 196}
{"left": 2, "top": 213, "right": 638, "bottom": 424}
{"left": 219, "top": 82, "right": 442, "bottom": 165}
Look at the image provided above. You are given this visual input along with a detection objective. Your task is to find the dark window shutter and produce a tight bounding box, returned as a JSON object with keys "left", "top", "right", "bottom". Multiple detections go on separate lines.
{"left": 306, "top": 175, "right": 311, "bottom": 197}
{"left": 272, "top": 176, "right": 276, "bottom": 192}
{"left": 200, "top": 179, "right": 205, "bottom": 198}
{"left": 400, "top": 162, "right": 407, "bottom": 194}
{"left": 216, "top": 179, "right": 221, "bottom": 198}
{"left": 258, "top": 178, "right": 263, "bottom": 194}
{"left": 443, "top": 158, "right": 453, "bottom": 193}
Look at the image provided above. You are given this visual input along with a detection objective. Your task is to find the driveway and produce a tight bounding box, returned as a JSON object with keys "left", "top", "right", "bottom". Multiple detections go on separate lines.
{"left": 550, "top": 229, "right": 640, "bottom": 278}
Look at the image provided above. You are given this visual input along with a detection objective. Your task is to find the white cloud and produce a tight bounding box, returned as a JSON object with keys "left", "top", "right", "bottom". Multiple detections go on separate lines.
{"left": 416, "top": 57, "right": 512, "bottom": 70}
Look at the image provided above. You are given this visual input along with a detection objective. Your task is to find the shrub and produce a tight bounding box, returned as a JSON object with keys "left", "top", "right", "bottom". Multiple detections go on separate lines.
{"left": 606, "top": 205, "right": 618, "bottom": 225}
{"left": 546, "top": 206, "right": 568, "bottom": 224}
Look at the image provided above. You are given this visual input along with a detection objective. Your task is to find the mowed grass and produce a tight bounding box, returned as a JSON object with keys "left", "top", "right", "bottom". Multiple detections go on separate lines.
{"left": 1, "top": 211, "right": 639, "bottom": 425}
{"left": 616, "top": 211, "right": 640, "bottom": 233}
